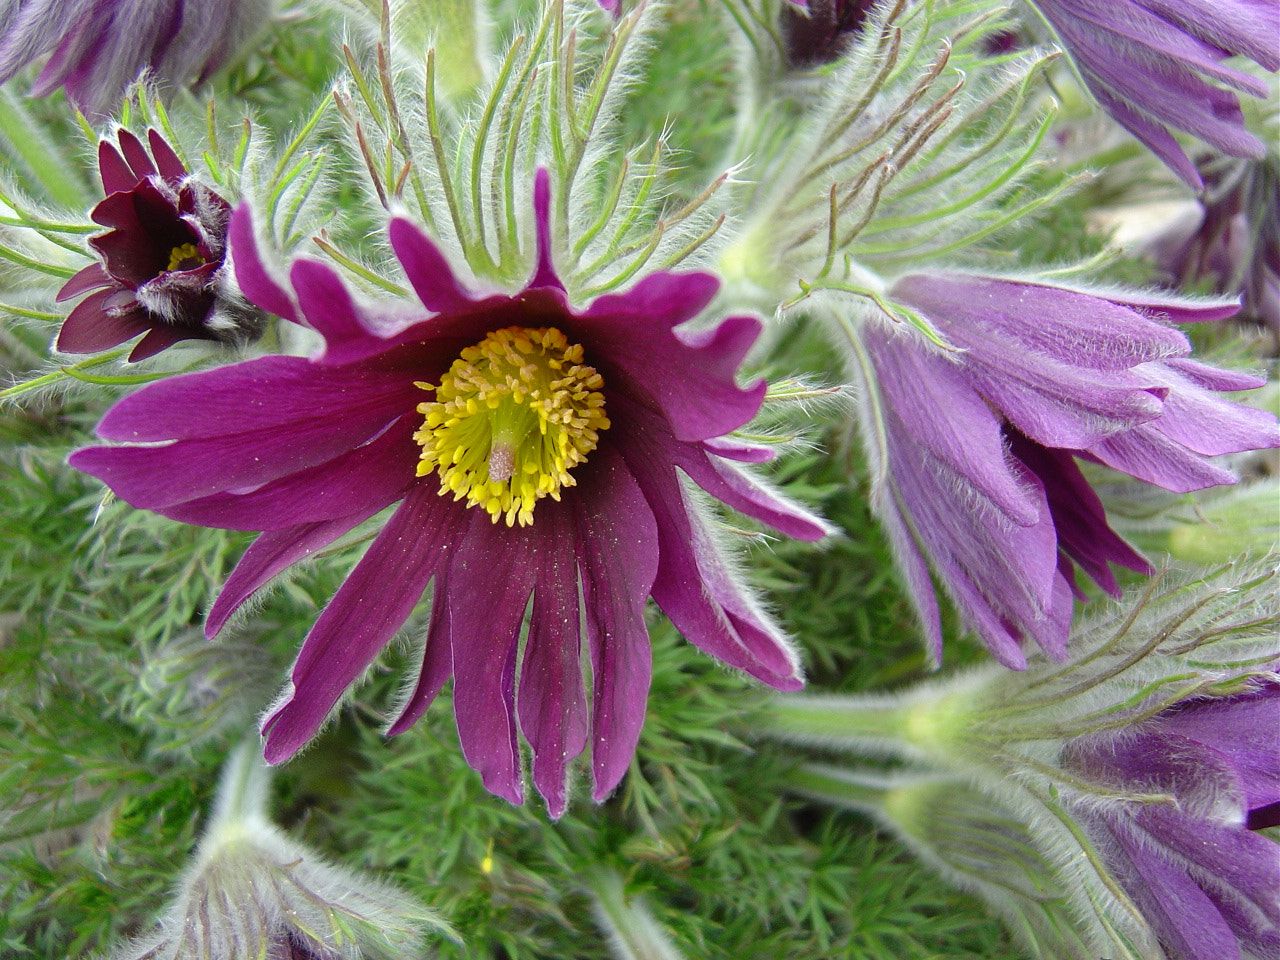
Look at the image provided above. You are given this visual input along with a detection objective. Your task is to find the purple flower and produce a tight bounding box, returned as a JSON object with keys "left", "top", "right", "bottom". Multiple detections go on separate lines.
{"left": 0, "top": 0, "right": 268, "bottom": 118}
{"left": 55, "top": 128, "right": 263, "bottom": 362}
{"left": 1062, "top": 682, "right": 1280, "bottom": 960}
{"left": 70, "top": 172, "right": 830, "bottom": 816}
{"left": 1027, "top": 0, "right": 1279, "bottom": 189}
{"left": 858, "top": 271, "right": 1279, "bottom": 667}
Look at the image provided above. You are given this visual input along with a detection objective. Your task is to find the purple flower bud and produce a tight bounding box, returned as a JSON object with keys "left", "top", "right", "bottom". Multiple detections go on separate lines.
{"left": 54, "top": 129, "right": 264, "bottom": 361}
{"left": 856, "top": 272, "right": 1278, "bottom": 666}
{"left": 1025, "top": 0, "right": 1279, "bottom": 189}
{"left": 0, "top": 0, "right": 269, "bottom": 118}
{"left": 1062, "top": 682, "right": 1280, "bottom": 960}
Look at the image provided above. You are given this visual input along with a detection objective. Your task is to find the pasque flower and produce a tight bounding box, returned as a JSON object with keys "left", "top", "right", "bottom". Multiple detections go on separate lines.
{"left": 0, "top": 0, "right": 269, "bottom": 118}
{"left": 1062, "top": 683, "right": 1280, "bottom": 960}
{"left": 71, "top": 172, "right": 830, "bottom": 816}
{"left": 55, "top": 128, "right": 264, "bottom": 361}
{"left": 1025, "top": 0, "right": 1279, "bottom": 189}
{"left": 854, "top": 272, "right": 1278, "bottom": 667}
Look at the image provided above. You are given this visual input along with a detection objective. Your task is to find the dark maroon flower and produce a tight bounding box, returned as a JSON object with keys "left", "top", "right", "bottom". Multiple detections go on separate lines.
{"left": 70, "top": 171, "right": 831, "bottom": 816}
{"left": 856, "top": 272, "right": 1279, "bottom": 667}
{"left": 1063, "top": 682, "right": 1280, "bottom": 960}
{"left": 55, "top": 128, "right": 264, "bottom": 362}
{"left": 781, "top": 0, "right": 876, "bottom": 67}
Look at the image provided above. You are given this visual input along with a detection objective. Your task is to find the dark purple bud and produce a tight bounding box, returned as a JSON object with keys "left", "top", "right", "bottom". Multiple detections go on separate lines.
{"left": 55, "top": 129, "right": 265, "bottom": 362}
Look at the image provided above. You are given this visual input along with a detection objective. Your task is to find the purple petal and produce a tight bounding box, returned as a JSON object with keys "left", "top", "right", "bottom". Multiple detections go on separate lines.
{"left": 677, "top": 441, "right": 833, "bottom": 541}
{"left": 161, "top": 415, "right": 418, "bottom": 530}
{"left": 621, "top": 419, "right": 804, "bottom": 688}
{"left": 1159, "top": 687, "right": 1280, "bottom": 813}
{"left": 90, "top": 354, "right": 413, "bottom": 443}
{"left": 580, "top": 271, "right": 766, "bottom": 442}
{"left": 260, "top": 485, "right": 457, "bottom": 764}
{"left": 865, "top": 323, "right": 1042, "bottom": 525}
{"left": 445, "top": 511, "right": 538, "bottom": 806}
{"left": 116, "top": 129, "right": 156, "bottom": 183}
{"left": 146, "top": 128, "right": 188, "bottom": 184}
{"left": 574, "top": 444, "right": 660, "bottom": 800}
{"left": 1011, "top": 435, "right": 1151, "bottom": 596}
{"left": 1091, "top": 810, "right": 1243, "bottom": 960}
{"left": 516, "top": 506, "right": 588, "bottom": 818}
{"left": 127, "top": 324, "right": 200, "bottom": 361}
{"left": 1087, "top": 425, "right": 1240, "bottom": 491}
{"left": 206, "top": 508, "right": 385, "bottom": 638}
{"left": 387, "top": 217, "right": 478, "bottom": 313}
{"left": 872, "top": 479, "right": 946, "bottom": 665}
{"left": 55, "top": 290, "right": 150, "bottom": 354}
{"left": 56, "top": 263, "right": 112, "bottom": 302}
{"left": 891, "top": 273, "right": 1192, "bottom": 370}
{"left": 98, "top": 139, "right": 139, "bottom": 195}
{"left": 228, "top": 205, "right": 300, "bottom": 323}
{"left": 385, "top": 574, "right": 456, "bottom": 737}
{"left": 1136, "top": 361, "right": 1280, "bottom": 457}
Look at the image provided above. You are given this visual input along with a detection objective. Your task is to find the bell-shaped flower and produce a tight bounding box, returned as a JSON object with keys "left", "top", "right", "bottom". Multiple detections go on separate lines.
{"left": 70, "top": 171, "right": 831, "bottom": 816}
{"left": 855, "top": 271, "right": 1277, "bottom": 666}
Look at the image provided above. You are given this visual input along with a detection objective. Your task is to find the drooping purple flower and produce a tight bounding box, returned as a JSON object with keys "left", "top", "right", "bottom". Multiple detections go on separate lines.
{"left": 70, "top": 171, "right": 831, "bottom": 816}
{"left": 1026, "top": 0, "right": 1279, "bottom": 189}
{"left": 54, "top": 128, "right": 264, "bottom": 362}
{"left": 1062, "top": 682, "right": 1280, "bottom": 960}
{"left": 0, "top": 0, "right": 269, "bottom": 118}
{"left": 856, "top": 271, "right": 1278, "bottom": 667}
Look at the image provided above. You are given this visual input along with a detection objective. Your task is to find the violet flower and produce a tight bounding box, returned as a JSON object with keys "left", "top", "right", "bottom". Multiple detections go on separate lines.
{"left": 1026, "top": 0, "right": 1279, "bottom": 189}
{"left": 856, "top": 271, "right": 1278, "bottom": 667}
{"left": 55, "top": 128, "right": 264, "bottom": 362}
{"left": 1062, "top": 683, "right": 1280, "bottom": 960}
{"left": 70, "top": 172, "right": 831, "bottom": 816}
{"left": 0, "top": 0, "right": 268, "bottom": 118}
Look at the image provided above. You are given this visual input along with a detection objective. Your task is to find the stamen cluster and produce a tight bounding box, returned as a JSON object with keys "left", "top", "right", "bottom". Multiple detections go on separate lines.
{"left": 414, "top": 326, "right": 610, "bottom": 527}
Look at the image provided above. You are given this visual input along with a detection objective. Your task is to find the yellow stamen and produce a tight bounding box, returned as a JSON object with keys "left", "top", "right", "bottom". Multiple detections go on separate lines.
{"left": 413, "top": 326, "right": 610, "bottom": 527}
{"left": 166, "top": 242, "right": 204, "bottom": 272}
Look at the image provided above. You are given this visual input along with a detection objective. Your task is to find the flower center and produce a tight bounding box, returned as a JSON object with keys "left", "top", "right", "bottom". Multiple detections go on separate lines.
{"left": 166, "top": 242, "right": 204, "bottom": 272}
{"left": 413, "top": 326, "right": 610, "bottom": 527}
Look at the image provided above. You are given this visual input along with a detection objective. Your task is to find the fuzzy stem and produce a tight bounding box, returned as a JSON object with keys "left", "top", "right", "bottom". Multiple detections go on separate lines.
{"left": 583, "top": 867, "right": 685, "bottom": 960}
{"left": 207, "top": 737, "right": 273, "bottom": 832}
{"left": 753, "top": 694, "right": 920, "bottom": 758}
